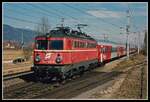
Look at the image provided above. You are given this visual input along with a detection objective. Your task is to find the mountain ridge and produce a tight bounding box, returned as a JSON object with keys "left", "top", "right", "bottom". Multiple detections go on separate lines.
{"left": 3, "top": 24, "right": 37, "bottom": 44}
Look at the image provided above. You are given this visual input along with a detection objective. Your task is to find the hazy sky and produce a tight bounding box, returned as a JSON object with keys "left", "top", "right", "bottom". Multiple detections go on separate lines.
{"left": 3, "top": 2, "right": 147, "bottom": 45}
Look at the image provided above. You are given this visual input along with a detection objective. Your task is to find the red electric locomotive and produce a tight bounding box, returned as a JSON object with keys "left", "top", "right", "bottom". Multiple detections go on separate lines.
{"left": 32, "top": 26, "right": 98, "bottom": 81}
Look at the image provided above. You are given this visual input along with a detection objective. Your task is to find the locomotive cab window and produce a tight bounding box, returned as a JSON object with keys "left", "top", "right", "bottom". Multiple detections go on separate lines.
{"left": 49, "top": 40, "right": 63, "bottom": 50}
{"left": 35, "top": 40, "right": 47, "bottom": 50}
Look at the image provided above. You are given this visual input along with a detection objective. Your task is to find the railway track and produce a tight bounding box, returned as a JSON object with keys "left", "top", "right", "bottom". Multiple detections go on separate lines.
{"left": 3, "top": 59, "right": 146, "bottom": 99}
{"left": 3, "top": 70, "right": 122, "bottom": 99}
{"left": 3, "top": 62, "right": 32, "bottom": 70}
{"left": 37, "top": 71, "right": 122, "bottom": 99}
{"left": 3, "top": 71, "right": 34, "bottom": 81}
{"left": 3, "top": 63, "right": 32, "bottom": 80}
{"left": 32, "top": 60, "right": 147, "bottom": 99}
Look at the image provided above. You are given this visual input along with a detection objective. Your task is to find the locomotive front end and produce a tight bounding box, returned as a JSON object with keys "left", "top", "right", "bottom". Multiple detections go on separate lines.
{"left": 31, "top": 35, "right": 68, "bottom": 81}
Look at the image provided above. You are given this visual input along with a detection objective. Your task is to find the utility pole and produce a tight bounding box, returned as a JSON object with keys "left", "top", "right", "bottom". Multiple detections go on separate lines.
{"left": 21, "top": 32, "right": 24, "bottom": 50}
{"left": 126, "top": 9, "right": 130, "bottom": 59}
{"left": 103, "top": 34, "right": 108, "bottom": 41}
{"left": 120, "top": 27, "right": 123, "bottom": 35}
{"left": 133, "top": 32, "right": 136, "bottom": 49}
{"left": 138, "top": 31, "right": 140, "bottom": 54}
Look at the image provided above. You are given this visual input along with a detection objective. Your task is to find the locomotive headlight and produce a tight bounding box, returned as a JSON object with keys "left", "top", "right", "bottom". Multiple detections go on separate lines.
{"left": 35, "top": 54, "right": 40, "bottom": 62}
{"left": 55, "top": 54, "right": 62, "bottom": 64}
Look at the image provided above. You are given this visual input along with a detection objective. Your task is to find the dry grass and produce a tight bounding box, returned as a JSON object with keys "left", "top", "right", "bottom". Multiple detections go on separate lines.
{"left": 3, "top": 49, "right": 24, "bottom": 61}
{"left": 3, "top": 49, "right": 33, "bottom": 75}
{"left": 89, "top": 54, "right": 147, "bottom": 99}
{"left": 112, "top": 54, "right": 146, "bottom": 71}
{"left": 112, "top": 54, "right": 147, "bottom": 99}
{"left": 113, "top": 65, "right": 147, "bottom": 99}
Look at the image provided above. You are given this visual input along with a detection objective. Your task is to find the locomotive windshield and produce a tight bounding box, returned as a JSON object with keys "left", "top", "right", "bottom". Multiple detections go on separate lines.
{"left": 49, "top": 40, "right": 63, "bottom": 50}
{"left": 35, "top": 40, "right": 47, "bottom": 50}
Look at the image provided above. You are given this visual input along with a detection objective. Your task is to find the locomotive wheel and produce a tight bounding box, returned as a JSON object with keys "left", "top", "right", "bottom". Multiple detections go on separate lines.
{"left": 53, "top": 82, "right": 60, "bottom": 87}
{"left": 72, "top": 75, "right": 77, "bottom": 79}
{"left": 68, "top": 78, "right": 72, "bottom": 81}
{"left": 76, "top": 75, "right": 81, "bottom": 78}
{"left": 78, "top": 67, "right": 84, "bottom": 75}
{"left": 60, "top": 80, "right": 66, "bottom": 85}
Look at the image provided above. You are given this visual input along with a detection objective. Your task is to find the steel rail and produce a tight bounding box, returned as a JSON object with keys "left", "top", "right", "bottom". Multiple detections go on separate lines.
{"left": 3, "top": 71, "right": 34, "bottom": 81}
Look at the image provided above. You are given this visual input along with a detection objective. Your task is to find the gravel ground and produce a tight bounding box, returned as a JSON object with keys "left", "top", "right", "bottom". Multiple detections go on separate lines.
{"left": 73, "top": 54, "right": 148, "bottom": 99}
{"left": 113, "top": 63, "right": 147, "bottom": 99}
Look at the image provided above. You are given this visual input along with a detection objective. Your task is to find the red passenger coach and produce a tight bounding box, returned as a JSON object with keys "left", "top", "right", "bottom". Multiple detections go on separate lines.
{"left": 97, "top": 45, "right": 112, "bottom": 64}
{"left": 97, "top": 41, "right": 126, "bottom": 63}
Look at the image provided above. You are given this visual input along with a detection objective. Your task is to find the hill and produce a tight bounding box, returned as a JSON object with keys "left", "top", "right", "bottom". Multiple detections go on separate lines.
{"left": 3, "top": 24, "right": 37, "bottom": 44}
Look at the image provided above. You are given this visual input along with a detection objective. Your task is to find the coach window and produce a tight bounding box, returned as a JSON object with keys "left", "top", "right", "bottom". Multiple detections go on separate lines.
{"left": 73, "top": 41, "right": 75, "bottom": 48}
{"left": 80, "top": 42, "right": 83, "bottom": 48}
{"left": 77, "top": 41, "right": 79, "bottom": 48}
{"left": 103, "top": 47, "right": 106, "bottom": 53}
{"left": 92, "top": 43, "right": 96, "bottom": 48}
{"left": 83, "top": 42, "right": 85, "bottom": 48}
{"left": 76, "top": 41, "right": 78, "bottom": 48}
{"left": 101, "top": 48, "right": 103, "bottom": 53}
{"left": 91, "top": 43, "right": 93, "bottom": 48}
{"left": 111, "top": 47, "right": 114, "bottom": 52}
{"left": 81, "top": 42, "right": 84, "bottom": 48}
{"left": 103, "top": 48, "right": 105, "bottom": 53}
{"left": 112, "top": 47, "right": 116, "bottom": 52}
{"left": 89, "top": 43, "right": 91, "bottom": 48}
{"left": 49, "top": 40, "right": 63, "bottom": 50}
{"left": 74, "top": 41, "right": 76, "bottom": 48}
{"left": 79, "top": 42, "right": 81, "bottom": 48}
{"left": 83, "top": 42, "right": 86, "bottom": 48}
{"left": 75, "top": 41, "right": 77, "bottom": 48}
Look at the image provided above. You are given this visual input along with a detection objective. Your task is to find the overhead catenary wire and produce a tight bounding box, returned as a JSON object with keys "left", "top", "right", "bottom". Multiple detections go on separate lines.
{"left": 8, "top": 4, "right": 54, "bottom": 20}
{"left": 62, "top": 4, "right": 125, "bottom": 34}
{"left": 4, "top": 11, "right": 109, "bottom": 37}
{"left": 44, "top": 4, "right": 115, "bottom": 34}
{"left": 5, "top": 8, "right": 42, "bottom": 21}
{"left": 82, "top": 6, "right": 127, "bottom": 28}
{"left": 26, "top": 4, "right": 113, "bottom": 34}
{"left": 4, "top": 15, "right": 106, "bottom": 35}
{"left": 44, "top": 5, "right": 78, "bottom": 21}
{"left": 62, "top": 4, "right": 123, "bottom": 30}
{"left": 4, "top": 15, "right": 51, "bottom": 28}
{"left": 29, "top": 4, "right": 63, "bottom": 19}
{"left": 26, "top": 4, "right": 115, "bottom": 34}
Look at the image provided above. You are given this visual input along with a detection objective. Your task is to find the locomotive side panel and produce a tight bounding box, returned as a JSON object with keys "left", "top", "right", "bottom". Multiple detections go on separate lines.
{"left": 71, "top": 50, "right": 98, "bottom": 64}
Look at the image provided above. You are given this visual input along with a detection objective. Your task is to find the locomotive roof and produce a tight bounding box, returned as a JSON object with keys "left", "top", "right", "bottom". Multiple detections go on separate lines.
{"left": 35, "top": 26, "right": 96, "bottom": 41}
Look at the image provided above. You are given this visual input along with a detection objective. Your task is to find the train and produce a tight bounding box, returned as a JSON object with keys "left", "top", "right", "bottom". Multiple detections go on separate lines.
{"left": 31, "top": 26, "right": 136, "bottom": 82}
